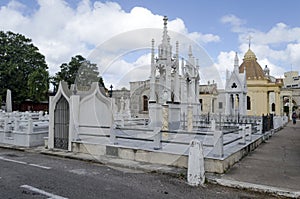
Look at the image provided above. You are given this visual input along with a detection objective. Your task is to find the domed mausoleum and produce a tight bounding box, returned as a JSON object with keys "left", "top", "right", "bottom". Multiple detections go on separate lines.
{"left": 238, "top": 48, "right": 283, "bottom": 116}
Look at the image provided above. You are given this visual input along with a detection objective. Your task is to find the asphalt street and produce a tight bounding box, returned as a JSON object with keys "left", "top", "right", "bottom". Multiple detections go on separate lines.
{"left": 0, "top": 148, "right": 284, "bottom": 199}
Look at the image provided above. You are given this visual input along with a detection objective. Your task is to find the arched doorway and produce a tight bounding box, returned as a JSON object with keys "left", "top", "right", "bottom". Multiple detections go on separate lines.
{"left": 54, "top": 96, "right": 69, "bottom": 150}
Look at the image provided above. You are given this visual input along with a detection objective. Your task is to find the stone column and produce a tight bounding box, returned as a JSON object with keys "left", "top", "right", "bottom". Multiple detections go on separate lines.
{"left": 69, "top": 95, "right": 80, "bottom": 149}
{"left": 181, "top": 77, "right": 187, "bottom": 103}
{"left": 165, "top": 65, "right": 172, "bottom": 103}
{"left": 275, "top": 91, "right": 280, "bottom": 116}
{"left": 48, "top": 96, "right": 54, "bottom": 149}
{"left": 187, "top": 105, "right": 193, "bottom": 132}
{"left": 149, "top": 39, "right": 156, "bottom": 102}
{"left": 280, "top": 95, "right": 283, "bottom": 116}
{"left": 174, "top": 72, "right": 180, "bottom": 103}
{"left": 267, "top": 91, "right": 270, "bottom": 114}
{"left": 6, "top": 89, "right": 12, "bottom": 113}
{"left": 162, "top": 104, "right": 169, "bottom": 139}
{"left": 225, "top": 93, "right": 230, "bottom": 115}
{"left": 289, "top": 96, "right": 292, "bottom": 119}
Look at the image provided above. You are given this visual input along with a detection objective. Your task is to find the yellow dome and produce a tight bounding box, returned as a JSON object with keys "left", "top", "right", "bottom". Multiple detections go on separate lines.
{"left": 239, "top": 48, "right": 267, "bottom": 80}
{"left": 244, "top": 49, "right": 257, "bottom": 60}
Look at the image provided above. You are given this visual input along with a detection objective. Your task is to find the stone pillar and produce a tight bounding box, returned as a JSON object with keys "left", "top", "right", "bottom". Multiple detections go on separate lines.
{"left": 267, "top": 91, "right": 270, "bottom": 114}
{"left": 187, "top": 105, "right": 193, "bottom": 132}
{"left": 174, "top": 72, "right": 180, "bottom": 103}
{"left": 48, "top": 96, "right": 54, "bottom": 149}
{"left": 149, "top": 39, "right": 156, "bottom": 102}
{"left": 6, "top": 89, "right": 12, "bottom": 113}
{"left": 149, "top": 103, "right": 163, "bottom": 128}
{"left": 168, "top": 104, "right": 181, "bottom": 130}
{"left": 27, "top": 119, "right": 33, "bottom": 134}
{"left": 225, "top": 93, "right": 230, "bottom": 115}
{"left": 211, "top": 119, "right": 216, "bottom": 131}
{"left": 14, "top": 115, "right": 20, "bottom": 132}
{"left": 165, "top": 66, "right": 172, "bottom": 103}
{"left": 289, "top": 96, "right": 292, "bottom": 120}
{"left": 275, "top": 91, "right": 280, "bottom": 116}
{"left": 181, "top": 77, "right": 187, "bottom": 103}
{"left": 162, "top": 104, "right": 169, "bottom": 133}
{"left": 280, "top": 95, "right": 284, "bottom": 116}
{"left": 239, "top": 93, "right": 245, "bottom": 115}
{"left": 69, "top": 95, "right": 80, "bottom": 149}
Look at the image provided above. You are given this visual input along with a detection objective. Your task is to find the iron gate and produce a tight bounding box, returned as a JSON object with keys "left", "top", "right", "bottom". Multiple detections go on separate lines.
{"left": 54, "top": 96, "right": 69, "bottom": 150}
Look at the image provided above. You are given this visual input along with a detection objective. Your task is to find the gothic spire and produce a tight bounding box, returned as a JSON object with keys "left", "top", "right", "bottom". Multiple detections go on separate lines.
{"left": 162, "top": 16, "right": 169, "bottom": 44}
{"left": 234, "top": 52, "right": 239, "bottom": 73}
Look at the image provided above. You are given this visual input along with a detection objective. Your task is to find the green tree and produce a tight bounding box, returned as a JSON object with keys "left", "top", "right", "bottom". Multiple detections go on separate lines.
{"left": 0, "top": 31, "right": 48, "bottom": 106}
{"left": 51, "top": 55, "right": 105, "bottom": 92}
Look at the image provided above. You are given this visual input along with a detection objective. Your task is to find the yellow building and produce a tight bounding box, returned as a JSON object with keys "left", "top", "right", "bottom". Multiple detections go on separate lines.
{"left": 199, "top": 82, "right": 218, "bottom": 114}
{"left": 239, "top": 48, "right": 283, "bottom": 116}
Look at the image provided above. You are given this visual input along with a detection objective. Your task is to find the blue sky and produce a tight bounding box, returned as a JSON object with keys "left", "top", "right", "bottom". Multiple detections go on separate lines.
{"left": 0, "top": 0, "right": 300, "bottom": 88}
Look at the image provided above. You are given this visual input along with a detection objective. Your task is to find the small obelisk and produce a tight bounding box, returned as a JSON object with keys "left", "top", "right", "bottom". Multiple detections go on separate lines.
{"left": 6, "top": 89, "right": 12, "bottom": 112}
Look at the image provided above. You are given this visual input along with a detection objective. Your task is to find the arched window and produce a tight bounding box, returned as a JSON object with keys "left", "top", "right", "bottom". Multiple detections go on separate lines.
{"left": 143, "top": 95, "right": 148, "bottom": 111}
{"left": 271, "top": 103, "right": 275, "bottom": 112}
{"left": 199, "top": 99, "right": 203, "bottom": 111}
{"left": 171, "top": 92, "right": 175, "bottom": 103}
{"left": 247, "top": 96, "right": 251, "bottom": 110}
{"left": 230, "top": 94, "right": 234, "bottom": 109}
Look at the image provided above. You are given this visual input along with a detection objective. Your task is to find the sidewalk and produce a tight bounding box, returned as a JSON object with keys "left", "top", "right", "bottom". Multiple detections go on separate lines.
{"left": 209, "top": 120, "right": 300, "bottom": 198}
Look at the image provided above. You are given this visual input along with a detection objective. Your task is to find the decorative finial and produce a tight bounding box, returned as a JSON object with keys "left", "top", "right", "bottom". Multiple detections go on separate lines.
{"left": 163, "top": 16, "right": 168, "bottom": 26}
{"left": 176, "top": 41, "right": 179, "bottom": 56}
{"left": 162, "top": 16, "right": 169, "bottom": 44}
{"left": 188, "top": 45, "right": 192, "bottom": 57}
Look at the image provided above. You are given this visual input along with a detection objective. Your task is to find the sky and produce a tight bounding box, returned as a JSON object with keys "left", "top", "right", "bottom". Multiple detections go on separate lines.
{"left": 0, "top": 0, "right": 300, "bottom": 89}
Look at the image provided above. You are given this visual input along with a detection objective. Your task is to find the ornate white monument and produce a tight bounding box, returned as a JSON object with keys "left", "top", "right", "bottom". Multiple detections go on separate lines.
{"left": 148, "top": 16, "right": 201, "bottom": 130}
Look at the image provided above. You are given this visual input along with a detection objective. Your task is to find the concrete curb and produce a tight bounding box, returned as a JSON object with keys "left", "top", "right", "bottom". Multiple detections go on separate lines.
{"left": 207, "top": 177, "right": 300, "bottom": 198}
{"left": 39, "top": 150, "right": 186, "bottom": 177}
{"left": 0, "top": 144, "right": 185, "bottom": 178}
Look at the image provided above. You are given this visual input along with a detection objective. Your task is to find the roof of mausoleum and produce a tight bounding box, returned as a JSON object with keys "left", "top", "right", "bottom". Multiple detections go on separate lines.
{"left": 239, "top": 48, "right": 267, "bottom": 80}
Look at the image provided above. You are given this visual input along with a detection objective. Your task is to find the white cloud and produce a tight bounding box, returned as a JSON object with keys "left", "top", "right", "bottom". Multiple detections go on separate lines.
{"left": 218, "top": 14, "right": 300, "bottom": 81}
{"left": 103, "top": 53, "right": 151, "bottom": 89}
{"left": 0, "top": 0, "right": 221, "bottom": 78}
{"left": 252, "top": 23, "right": 300, "bottom": 45}
{"left": 221, "top": 14, "right": 247, "bottom": 33}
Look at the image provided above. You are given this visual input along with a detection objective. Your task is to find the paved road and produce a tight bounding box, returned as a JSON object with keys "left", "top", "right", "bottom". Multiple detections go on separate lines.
{"left": 0, "top": 148, "right": 279, "bottom": 199}
{"left": 219, "top": 121, "right": 300, "bottom": 191}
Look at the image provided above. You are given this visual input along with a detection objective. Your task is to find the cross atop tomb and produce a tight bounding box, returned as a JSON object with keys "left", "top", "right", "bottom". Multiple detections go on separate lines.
{"left": 247, "top": 35, "right": 253, "bottom": 49}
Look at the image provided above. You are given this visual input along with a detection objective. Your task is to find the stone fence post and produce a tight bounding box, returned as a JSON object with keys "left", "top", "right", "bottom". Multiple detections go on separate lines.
{"left": 110, "top": 125, "right": 117, "bottom": 145}
{"left": 212, "top": 130, "right": 223, "bottom": 157}
{"left": 188, "top": 140, "right": 205, "bottom": 186}
{"left": 210, "top": 119, "right": 216, "bottom": 131}
{"left": 27, "top": 119, "right": 33, "bottom": 134}
{"left": 257, "top": 118, "right": 262, "bottom": 134}
{"left": 246, "top": 124, "right": 252, "bottom": 141}
{"left": 239, "top": 126, "right": 246, "bottom": 144}
{"left": 14, "top": 116, "right": 20, "bottom": 132}
{"left": 4, "top": 117, "right": 9, "bottom": 132}
{"left": 153, "top": 127, "right": 162, "bottom": 150}
{"left": 187, "top": 105, "right": 193, "bottom": 132}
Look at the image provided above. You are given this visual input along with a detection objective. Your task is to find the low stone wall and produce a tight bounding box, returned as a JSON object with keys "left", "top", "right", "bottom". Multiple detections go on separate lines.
{"left": 0, "top": 131, "right": 48, "bottom": 147}
{"left": 71, "top": 134, "right": 265, "bottom": 174}
{"left": 0, "top": 111, "right": 49, "bottom": 147}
